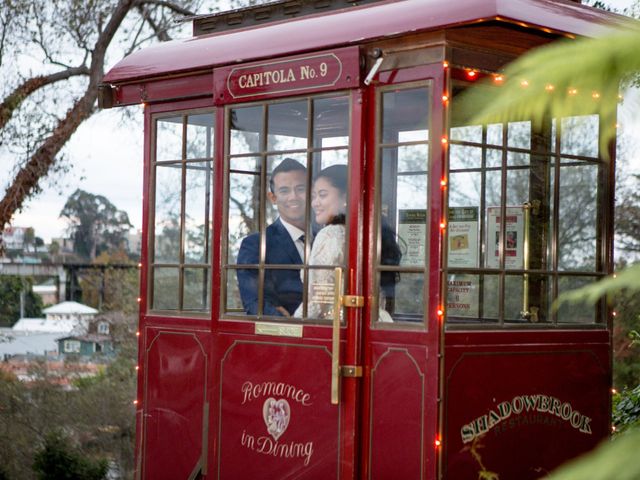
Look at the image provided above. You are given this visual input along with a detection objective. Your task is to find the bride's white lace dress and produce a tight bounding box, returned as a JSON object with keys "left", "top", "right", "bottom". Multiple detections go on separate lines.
{"left": 295, "top": 224, "right": 344, "bottom": 319}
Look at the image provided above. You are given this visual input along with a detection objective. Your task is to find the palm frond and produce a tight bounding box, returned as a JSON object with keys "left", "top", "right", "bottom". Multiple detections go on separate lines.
{"left": 463, "top": 28, "right": 640, "bottom": 149}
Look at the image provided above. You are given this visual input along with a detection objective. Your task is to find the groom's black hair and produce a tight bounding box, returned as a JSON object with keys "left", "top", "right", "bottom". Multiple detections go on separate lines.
{"left": 269, "top": 158, "right": 306, "bottom": 193}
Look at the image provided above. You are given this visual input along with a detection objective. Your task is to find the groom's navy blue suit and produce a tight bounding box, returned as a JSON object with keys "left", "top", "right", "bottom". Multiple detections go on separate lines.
{"left": 236, "top": 218, "right": 303, "bottom": 316}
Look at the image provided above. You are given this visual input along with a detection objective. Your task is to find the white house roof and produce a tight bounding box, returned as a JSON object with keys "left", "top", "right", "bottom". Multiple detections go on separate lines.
{"left": 0, "top": 329, "right": 60, "bottom": 356}
{"left": 12, "top": 318, "right": 82, "bottom": 333}
{"left": 42, "top": 301, "right": 98, "bottom": 315}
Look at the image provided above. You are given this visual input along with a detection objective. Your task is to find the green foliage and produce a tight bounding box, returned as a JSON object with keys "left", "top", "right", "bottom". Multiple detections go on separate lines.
{"left": 32, "top": 431, "right": 108, "bottom": 480}
{"left": 0, "top": 275, "right": 43, "bottom": 326}
{"left": 463, "top": 26, "right": 640, "bottom": 152}
{"left": 613, "top": 385, "right": 640, "bottom": 434}
{"left": 546, "top": 429, "right": 640, "bottom": 480}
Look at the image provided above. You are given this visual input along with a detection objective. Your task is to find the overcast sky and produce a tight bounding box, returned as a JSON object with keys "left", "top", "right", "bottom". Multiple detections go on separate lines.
{"left": 5, "top": 0, "right": 639, "bottom": 243}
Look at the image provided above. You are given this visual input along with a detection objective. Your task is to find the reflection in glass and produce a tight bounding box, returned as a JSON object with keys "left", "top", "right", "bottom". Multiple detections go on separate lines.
{"left": 230, "top": 156, "right": 261, "bottom": 173}
{"left": 507, "top": 121, "right": 531, "bottom": 149}
{"left": 481, "top": 275, "right": 500, "bottom": 321}
{"left": 507, "top": 151, "right": 530, "bottom": 167}
{"left": 184, "top": 162, "right": 211, "bottom": 264}
{"left": 506, "top": 169, "right": 530, "bottom": 205}
{"left": 228, "top": 173, "right": 259, "bottom": 264}
{"left": 486, "top": 149, "right": 502, "bottom": 168}
{"left": 561, "top": 115, "right": 598, "bottom": 157}
{"left": 184, "top": 268, "right": 210, "bottom": 311}
{"left": 153, "top": 268, "right": 179, "bottom": 310}
{"left": 230, "top": 106, "right": 263, "bottom": 154}
{"left": 449, "top": 171, "right": 480, "bottom": 208}
{"left": 303, "top": 268, "right": 338, "bottom": 321}
{"left": 450, "top": 144, "right": 482, "bottom": 170}
{"left": 557, "top": 276, "right": 597, "bottom": 323}
{"left": 487, "top": 124, "right": 503, "bottom": 146}
{"left": 450, "top": 125, "right": 482, "bottom": 143}
{"left": 314, "top": 96, "right": 349, "bottom": 145}
{"left": 186, "top": 114, "right": 213, "bottom": 159}
{"left": 558, "top": 163, "right": 598, "bottom": 271}
{"left": 312, "top": 149, "right": 348, "bottom": 170}
{"left": 154, "top": 164, "right": 182, "bottom": 264}
{"left": 382, "top": 88, "right": 429, "bottom": 144}
{"left": 446, "top": 274, "right": 480, "bottom": 320}
{"left": 268, "top": 100, "right": 308, "bottom": 151}
{"left": 390, "top": 273, "right": 424, "bottom": 320}
{"left": 156, "top": 117, "right": 183, "bottom": 161}
{"left": 226, "top": 269, "right": 245, "bottom": 312}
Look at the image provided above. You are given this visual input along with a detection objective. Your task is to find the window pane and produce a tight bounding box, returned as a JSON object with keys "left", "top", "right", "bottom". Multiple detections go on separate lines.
{"left": 481, "top": 274, "right": 500, "bottom": 321}
{"left": 558, "top": 163, "right": 599, "bottom": 271}
{"left": 390, "top": 272, "right": 425, "bottom": 322}
{"left": 228, "top": 173, "right": 260, "bottom": 264}
{"left": 304, "top": 267, "right": 339, "bottom": 321}
{"left": 186, "top": 114, "right": 214, "bottom": 159}
{"left": 268, "top": 100, "right": 308, "bottom": 151}
{"left": 450, "top": 144, "right": 482, "bottom": 170}
{"left": 227, "top": 268, "right": 249, "bottom": 313}
{"left": 313, "top": 96, "right": 349, "bottom": 146}
{"left": 557, "top": 276, "right": 598, "bottom": 323}
{"left": 156, "top": 117, "right": 183, "bottom": 161}
{"left": 487, "top": 124, "right": 503, "bottom": 146}
{"left": 561, "top": 115, "right": 598, "bottom": 157}
{"left": 507, "top": 121, "right": 531, "bottom": 149}
{"left": 153, "top": 268, "right": 179, "bottom": 310}
{"left": 312, "top": 148, "right": 348, "bottom": 169}
{"left": 446, "top": 274, "right": 480, "bottom": 320}
{"left": 449, "top": 172, "right": 480, "bottom": 209}
{"left": 450, "top": 125, "right": 482, "bottom": 143}
{"left": 230, "top": 106, "right": 263, "bottom": 154}
{"left": 382, "top": 88, "right": 429, "bottom": 143}
{"left": 184, "top": 162, "right": 211, "bottom": 264}
{"left": 183, "top": 268, "right": 210, "bottom": 311}
{"left": 154, "top": 164, "right": 182, "bottom": 264}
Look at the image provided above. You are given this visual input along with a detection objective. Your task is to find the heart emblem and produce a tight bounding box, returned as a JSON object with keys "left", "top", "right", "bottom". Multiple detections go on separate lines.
{"left": 263, "top": 397, "right": 291, "bottom": 441}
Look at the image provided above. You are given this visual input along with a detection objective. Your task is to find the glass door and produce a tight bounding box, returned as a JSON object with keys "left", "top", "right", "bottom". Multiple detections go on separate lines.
{"left": 212, "top": 90, "right": 364, "bottom": 479}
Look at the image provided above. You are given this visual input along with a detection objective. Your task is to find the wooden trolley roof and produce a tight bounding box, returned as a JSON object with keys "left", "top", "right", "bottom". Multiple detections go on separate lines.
{"left": 103, "top": 0, "right": 625, "bottom": 85}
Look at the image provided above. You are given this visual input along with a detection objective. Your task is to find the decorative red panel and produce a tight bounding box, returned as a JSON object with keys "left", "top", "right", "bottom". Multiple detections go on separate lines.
{"left": 369, "top": 345, "right": 429, "bottom": 479}
{"left": 216, "top": 340, "right": 340, "bottom": 479}
{"left": 444, "top": 334, "right": 610, "bottom": 479}
{"left": 142, "top": 329, "right": 208, "bottom": 480}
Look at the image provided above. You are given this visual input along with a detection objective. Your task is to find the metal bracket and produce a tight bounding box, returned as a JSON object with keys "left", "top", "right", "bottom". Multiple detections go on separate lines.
{"left": 342, "top": 295, "right": 364, "bottom": 307}
{"left": 341, "top": 365, "right": 363, "bottom": 378}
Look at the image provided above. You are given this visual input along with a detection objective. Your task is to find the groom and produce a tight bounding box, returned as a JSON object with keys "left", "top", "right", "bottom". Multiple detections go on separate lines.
{"left": 237, "top": 158, "right": 307, "bottom": 316}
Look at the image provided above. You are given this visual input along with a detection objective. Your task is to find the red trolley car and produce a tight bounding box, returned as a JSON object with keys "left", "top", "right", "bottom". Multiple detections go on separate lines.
{"left": 100, "top": 1, "right": 621, "bottom": 478}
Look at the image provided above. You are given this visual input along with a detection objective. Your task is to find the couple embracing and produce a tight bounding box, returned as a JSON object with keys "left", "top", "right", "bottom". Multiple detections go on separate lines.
{"left": 236, "top": 158, "right": 347, "bottom": 319}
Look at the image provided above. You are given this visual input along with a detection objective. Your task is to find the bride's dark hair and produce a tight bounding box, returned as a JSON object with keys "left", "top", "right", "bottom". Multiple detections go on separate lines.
{"left": 314, "top": 164, "right": 347, "bottom": 225}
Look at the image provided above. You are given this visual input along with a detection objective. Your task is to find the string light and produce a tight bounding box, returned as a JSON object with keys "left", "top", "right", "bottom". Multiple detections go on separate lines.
{"left": 443, "top": 61, "right": 449, "bottom": 69}
{"left": 439, "top": 221, "right": 446, "bottom": 230}
{"left": 520, "top": 80, "right": 529, "bottom": 88}
{"left": 493, "top": 75, "right": 504, "bottom": 84}
{"left": 440, "top": 178, "right": 447, "bottom": 188}
{"left": 612, "top": 388, "right": 618, "bottom": 395}
{"left": 568, "top": 88, "right": 578, "bottom": 96}
{"left": 545, "top": 84, "right": 555, "bottom": 92}
{"left": 133, "top": 399, "right": 139, "bottom": 405}
{"left": 466, "top": 70, "right": 478, "bottom": 80}
{"left": 442, "top": 94, "right": 449, "bottom": 103}
{"left": 435, "top": 438, "right": 442, "bottom": 448}
{"left": 136, "top": 331, "right": 140, "bottom": 337}
{"left": 137, "top": 297, "right": 142, "bottom": 303}
{"left": 441, "top": 136, "right": 448, "bottom": 145}
{"left": 135, "top": 365, "right": 139, "bottom": 371}
{"left": 137, "top": 263, "right": 142, "bottom": 268}
{"left": 437, "top": 308, "right": 444, "bottom": 317}
{"left": 592, "top": 91, "right": 600, "bottom": 99}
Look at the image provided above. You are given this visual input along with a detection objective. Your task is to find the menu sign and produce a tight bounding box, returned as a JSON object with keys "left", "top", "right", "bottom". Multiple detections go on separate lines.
{"left": 214, "top": 46, "right": 359, "bottom": 104}
{"left": 448, "top": 207, "right": 479, "bottom": 268}
{"left": 486, "top": 206, "right": 525, "bottom": 269}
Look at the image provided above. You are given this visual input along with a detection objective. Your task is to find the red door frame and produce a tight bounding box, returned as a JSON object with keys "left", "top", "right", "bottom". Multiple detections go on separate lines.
{"left": 358, "top": 62, "right": 446, "bottom": 479}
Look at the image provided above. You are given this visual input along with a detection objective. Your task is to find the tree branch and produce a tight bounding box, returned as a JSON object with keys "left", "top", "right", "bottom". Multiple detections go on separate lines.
{"left": 134, "top": 0, "right": 195, "bottom": 17}
{"left": 136, "top": 5, "right": 171, "bottom": 42}
{"left": 0, "top": 66, "right": 90, "bottom": 130}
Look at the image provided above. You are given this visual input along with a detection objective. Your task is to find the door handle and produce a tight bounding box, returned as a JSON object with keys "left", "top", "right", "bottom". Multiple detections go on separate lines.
{"left": 331, "top": 267, "right": 343, "bottom": 405}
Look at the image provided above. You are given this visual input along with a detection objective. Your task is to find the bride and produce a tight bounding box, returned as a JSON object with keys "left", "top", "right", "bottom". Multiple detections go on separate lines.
{"left": 296, "top": 164, "right": 347, "bottom": 319}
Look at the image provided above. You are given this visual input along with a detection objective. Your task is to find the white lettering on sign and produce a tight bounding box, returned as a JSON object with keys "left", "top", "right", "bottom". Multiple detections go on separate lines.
{"left": 241, "top": 381, "right": 312, "bottom": 406}
{"left": 460, "top": 394, "right": 593, "bottom": 444}
{"left": 241, "top": 430, "right": 314, "bottom": 466}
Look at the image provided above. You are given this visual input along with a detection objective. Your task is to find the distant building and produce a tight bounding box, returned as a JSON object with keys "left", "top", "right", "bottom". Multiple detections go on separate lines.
{"left": 43, "top": 301, "right": 98, "bottom": 324}
{"left": 57, "top": 334, "right": 115, "bottom": 357}
{"left": 0, "top": 329, "right": 60, "bottom": 359}
{"left": 33, "top": 280, "right": 59, "bottom": 305}
{"left": 2, "top": 226, "right": 27, "bottom": 250}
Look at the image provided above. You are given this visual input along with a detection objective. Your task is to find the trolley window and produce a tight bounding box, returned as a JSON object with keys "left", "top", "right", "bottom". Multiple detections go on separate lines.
{"left": 149, "top": 111, "right": 214, "bottom": 313}
{"left": 223, "top": 94, "right": 351, "bottom": 321}
{"left": 372, "top": 83, "right": 432, "bottom": 326}
{"left": 445, "top": 74, "right": 609, "bottom": 326}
